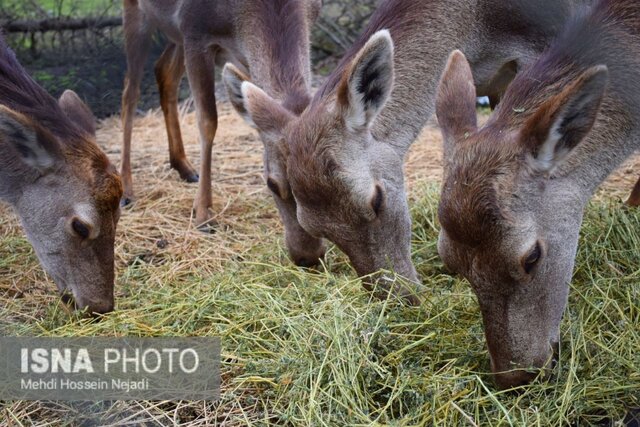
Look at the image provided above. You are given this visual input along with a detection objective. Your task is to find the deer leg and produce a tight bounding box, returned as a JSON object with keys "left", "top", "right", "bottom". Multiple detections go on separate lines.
{"left": 120, "top": 1, "right": 152, "bottom": 206}
{"left": 155, "top": 44, "right": 199, "bottom": 183}
{"left": 489, "top": 95, "right": 500, "bottom": 110}
{"left": 184, "top": 46, "right": 218, "bottom": 228}
{"left": 626, "top": 176, "right": 640, "bottom": 207}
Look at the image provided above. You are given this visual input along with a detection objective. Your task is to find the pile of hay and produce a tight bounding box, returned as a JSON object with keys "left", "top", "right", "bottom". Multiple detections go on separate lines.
{"left": 0, "top": 107, "right": 638, "bottom": 425}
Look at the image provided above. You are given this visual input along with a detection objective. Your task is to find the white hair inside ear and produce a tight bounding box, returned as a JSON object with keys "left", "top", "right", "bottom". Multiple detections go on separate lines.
{"left": 341, "top": 29, "right": 395, "bottom": 131}
{"left": 0, "top": 106, "right": 57, "bottom": 172}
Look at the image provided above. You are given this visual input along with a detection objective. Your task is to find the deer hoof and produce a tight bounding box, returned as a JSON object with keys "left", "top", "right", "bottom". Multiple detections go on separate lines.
{"left": 120, "top": 196, "right": 134, "bottom": 208}
{"left": 184, "top": 173, "right": 199, "bottom": 183}
{"left": 173, "top": 161, "right": 199, "bottom": 183}
{"left": 196, "top": 219, "right": 219, "bottom": 234}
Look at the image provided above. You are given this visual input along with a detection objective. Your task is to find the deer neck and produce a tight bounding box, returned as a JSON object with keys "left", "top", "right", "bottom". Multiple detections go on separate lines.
{"left": 543, "top": 3, "right": 640, "bottom": 201}
{"left": 238, "top": 0, "right": 312, "bottom": 115}
{"left": 315, "top": 0, "right": 581, "bottom": 153}
{"left": 560, "top": 98, "right": 640, "bottom": 202}
{"left": 311, "top": 0, "right": 479, "bottom": 152}
{"left": 371, "top": 2, "right": 480, "bottom": 151}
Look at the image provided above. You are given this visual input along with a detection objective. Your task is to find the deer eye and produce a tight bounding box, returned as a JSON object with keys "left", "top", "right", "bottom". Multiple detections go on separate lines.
{"left": 523, "top": 242, "right": 542, "bottom": 274}
{"left": 266, "top": 178, "right": 282, "bottom": 199}
{"left": 371, "top": 185, "right": 384, "bottom": 216}
{"left": 72, "top": 219, "right": 91, "bottom": 240}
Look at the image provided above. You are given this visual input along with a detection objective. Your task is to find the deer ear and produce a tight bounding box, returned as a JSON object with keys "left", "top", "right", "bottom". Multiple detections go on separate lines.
{"left": 337, "top": 30, "right": 394, "bottom": 131}
{"left": 523, "top": 65, "right": 608, "bottom": 173}
{"left": 58, "top": 90, "right": 96, "bottom": 136}
{"left": 0, "top": 105, "right": 61, "bottom": 173}
{"left": 241, "top": 81, "right": 294, "bottom": 139}
{"left": 222, "top": 63, "right": 255, "bottom": 127}
{"left": 436, "top": 50, "right": 478, "bottom": 161}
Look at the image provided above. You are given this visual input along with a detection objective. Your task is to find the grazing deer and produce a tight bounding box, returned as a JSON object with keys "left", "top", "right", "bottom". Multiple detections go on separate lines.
{"left": 435, "top": 0, "right": 639, "bottom": 388}
{"left": 0, "top": 37, "right": 122, "bottom": 314}
{"left": 120, "top": 0, "right": 323, "bottom": 262}
{"left": 234, "top": 0, "right": 582, "bottom": 304}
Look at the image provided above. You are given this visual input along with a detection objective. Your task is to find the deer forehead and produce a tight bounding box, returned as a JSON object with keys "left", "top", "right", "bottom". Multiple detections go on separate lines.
{"left": 289, "top": 125, "right": 375, "bottom": 200}
{"left": 75, "top": 153, "right": 122, "bottom": 212}
{"left": 335, "top": 146, "right": 376, "bottom": 203}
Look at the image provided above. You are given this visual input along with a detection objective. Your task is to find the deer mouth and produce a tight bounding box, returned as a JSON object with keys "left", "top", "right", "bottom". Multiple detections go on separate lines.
{"left": 50, "top": 273, "right": 81, "bottom": 310}
{"left": 491, "top": 339, "right": 561, "bottom": 389}
{"left": 60, "top": 291, "right": 78, "bottom": 310}
{"left": 48, "top": 271, "right": 69, "bottom": 293}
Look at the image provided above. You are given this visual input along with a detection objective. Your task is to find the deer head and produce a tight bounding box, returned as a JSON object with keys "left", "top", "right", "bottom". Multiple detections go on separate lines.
{"left": 222, "top": 64, "right": 327, "bottom": 268}
{"left": 435, "top": 51, "right": 608, "bottom": 388}
{"left": 224, "top": 31, "right": 421, "bottom": 304}
{"left": 1, "top": 90, "right": 122, "bottom": 315}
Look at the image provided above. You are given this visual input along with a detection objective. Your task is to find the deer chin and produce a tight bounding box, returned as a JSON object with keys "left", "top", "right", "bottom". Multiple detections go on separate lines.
{"left": 49, "top": 272, "right": 76, "bottom": 307}
{"left": 47, "top": 270, "right": 67, "bottom": 294}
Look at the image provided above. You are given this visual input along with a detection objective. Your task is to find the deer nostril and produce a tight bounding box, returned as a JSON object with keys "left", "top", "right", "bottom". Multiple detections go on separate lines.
{"left": 185, "top": 173, "right": 199, "bottom": 183}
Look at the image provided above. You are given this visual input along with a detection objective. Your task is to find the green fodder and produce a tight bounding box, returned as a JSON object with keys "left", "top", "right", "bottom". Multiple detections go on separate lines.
{"left": 0, "top": 184, "right": 638, "bottom": 426}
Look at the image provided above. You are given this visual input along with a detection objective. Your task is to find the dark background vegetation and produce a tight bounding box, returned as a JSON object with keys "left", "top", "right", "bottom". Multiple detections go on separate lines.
{"left": 0, "top": 0, "right": 377, "bottom": 118}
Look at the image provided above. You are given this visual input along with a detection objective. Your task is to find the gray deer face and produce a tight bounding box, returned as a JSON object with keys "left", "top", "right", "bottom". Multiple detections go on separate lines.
{"left": 222, "top": 64, "right": 327, "bottom": 268}
{"left": 435, "top": 51, "right": 608, "bottom": 388}
{"left": 1, "top": 91, "right": 122, "bottom": 315}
